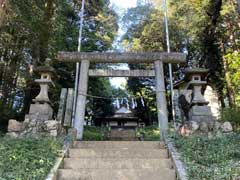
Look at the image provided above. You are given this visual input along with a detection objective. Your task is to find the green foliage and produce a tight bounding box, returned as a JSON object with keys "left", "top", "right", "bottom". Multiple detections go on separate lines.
{"left": 136, "top": 126, "right": 160, "bottom": 141}
{"left": 0, "top": 137, "right": 62, "bottom": 180}
{"left": 88, "top": 78, "right": 115, "bottom": 118}
{"left": 221, "top": 106, "right": 240, "bottom": 129}
{"left": 123, "top": 0, "right": 240, "bottom": 110}
{"left": 83, "top": 126, "right": 109, "bottom": 141}
{"left": 122, "top": 1, "right": 187, "bottom": 123}
{"left": 127, "top": 77, "right": 157, "bottom": 125}
{"left": 224, "top": 52, "right": 240, "bottom": 105}
{"left": 172, "top": 134, "right": 240, "bottom": 180}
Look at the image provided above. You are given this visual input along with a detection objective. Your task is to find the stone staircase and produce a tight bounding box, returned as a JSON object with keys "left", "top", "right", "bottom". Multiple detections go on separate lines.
{"left": 57, "top": 141, "right": 176, "bottom": 180}
{"left": 109, "top": 128, "right": 137, "bottom": 141}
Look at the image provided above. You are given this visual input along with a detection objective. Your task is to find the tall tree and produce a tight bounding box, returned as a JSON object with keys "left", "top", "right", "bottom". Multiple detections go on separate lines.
{"left": 0, "top": 0, "right": 118, "bottom": 131}
{"left": 200, "top": 0, "right": 224, "bottom": 105}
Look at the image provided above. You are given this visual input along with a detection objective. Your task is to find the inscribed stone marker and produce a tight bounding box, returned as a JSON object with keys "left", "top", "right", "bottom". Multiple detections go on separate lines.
{"left": 57, "top": 88, "right": 67, "bottom": 123}
{"left": 64, "top": 88, "right": 74, "bottom": 127}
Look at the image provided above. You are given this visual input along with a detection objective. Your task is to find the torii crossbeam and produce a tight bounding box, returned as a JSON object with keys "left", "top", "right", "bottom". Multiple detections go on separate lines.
{"left": 58, "top": 52, "right": 186, "bottom": 63}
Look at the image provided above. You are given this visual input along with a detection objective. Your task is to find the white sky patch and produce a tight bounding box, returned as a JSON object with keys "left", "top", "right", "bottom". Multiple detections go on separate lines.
{"left": 110, "top": 0, "right": 137, "bottom": 9}
{"left": 110, "top": 77, "right": 127, "bottom": 88}
{"left": 109, "top": 0, "right": 137, "bottom": 88}
{"left": 110, "top": 64, "right": 129, "bottom": 89}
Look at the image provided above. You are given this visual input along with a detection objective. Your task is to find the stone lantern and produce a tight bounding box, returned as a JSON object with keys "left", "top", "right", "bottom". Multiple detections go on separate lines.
{"left": 185, "top": 68, "right": 213, "bottom": 122}
{"left": 27, "top": 65, "right": 55, "bottom": 121}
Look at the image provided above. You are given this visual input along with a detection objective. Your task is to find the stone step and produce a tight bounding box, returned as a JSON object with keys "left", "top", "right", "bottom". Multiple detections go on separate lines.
{"left": 58, "top": 169, "right": 176, "bottom": 180}
{"left": 109, "top": 137, "right": 137, "bottom": 141}
{"left": 73, "top": 141, "right": 165, "bottom": 149}
{"left": 110, "top": 129, "right": 135, "bottom": 136}
{"left": 109, "top": 130, "right": 137, "bottom": 141}
{"left": 110, "top": 133, "right": 136, "bottom": 137}
{"left": 68, "top": 148, "right": 168, "bottom": 158}
{"left": 63, "top": 158, "right": 172, "bottom": 169}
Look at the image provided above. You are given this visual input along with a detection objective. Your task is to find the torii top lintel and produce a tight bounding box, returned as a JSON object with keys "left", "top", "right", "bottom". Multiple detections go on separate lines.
{"left": 58, "top": 52, "right": 186, "bottom": 63}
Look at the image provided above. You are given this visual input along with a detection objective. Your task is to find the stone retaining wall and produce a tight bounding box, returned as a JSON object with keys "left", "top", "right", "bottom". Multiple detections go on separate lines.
{"left": 166, "top": 139, "right": 188, "bottom": 180}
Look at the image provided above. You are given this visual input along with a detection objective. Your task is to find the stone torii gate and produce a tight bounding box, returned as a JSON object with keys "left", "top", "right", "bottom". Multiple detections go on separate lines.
{"left": 58, "top": 52, "right": 186, "bottom": 140}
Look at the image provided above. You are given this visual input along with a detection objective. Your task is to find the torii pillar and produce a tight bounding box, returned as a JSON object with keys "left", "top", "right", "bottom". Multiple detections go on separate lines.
{"left": 155, "top": 60, "right": 168, "bottom": 140}
{"left": 74, "top": 60, "right": 90, "bottom": 139}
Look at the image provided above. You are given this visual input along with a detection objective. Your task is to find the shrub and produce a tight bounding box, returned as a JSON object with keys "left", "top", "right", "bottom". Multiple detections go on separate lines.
{"left": 172, "top": 134, "right": 240, "bottom": 180}
{"left": 82, "top": 126, "right": 108, "bottom": 141}
{"left": 0, "top": 137, "right": 62, "bottom": 180}
{"left": 136, "top": 126, "right": 160, "bottom": 141}
{"left": 221, "top": 106, "right": 240, "bottom": 129}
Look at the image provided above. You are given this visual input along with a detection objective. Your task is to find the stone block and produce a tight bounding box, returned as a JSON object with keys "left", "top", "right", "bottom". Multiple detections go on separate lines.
{"left": 45, "top": 120, "right": 59, "bottom": 131}
{"left": 190, "top": 121, "right": 199, "bottom": 131}
{"left": 199, "top": 122, "right": 209, "bottom": 133}
{"left": 221, "top": 122, "right": 233, "bottom": 133}
{"left": 6, "top": 132, "right": 19, "bottom": 138}
{"left": 8, "top": 119, "right": 25, "bottom": 132}
{"left": 50, "top": 129, "right": 58, "bottom": 137}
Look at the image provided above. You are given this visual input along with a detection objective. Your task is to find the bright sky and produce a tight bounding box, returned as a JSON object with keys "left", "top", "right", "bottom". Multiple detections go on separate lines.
{"left": 110, "top": 0, "right": 137, "bottom": 9}
{"left": 109, "top": 0, "right": 137, "bottom": 88}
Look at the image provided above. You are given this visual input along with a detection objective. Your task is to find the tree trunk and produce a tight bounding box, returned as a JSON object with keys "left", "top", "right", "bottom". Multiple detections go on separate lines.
{"left": 0, "top": 0, "right": 6, "bottom": 26}
{"left": 237, "top": 0, "right": 240, "bottom": 15}
{"left": 39, "top": 0, "right": 55, "bottom": 64}
{"left": 220, "top": 39, "right": 236, "bottom": 107}
{"left": 201, "top": 0, "right": 225, "bottom": 106}
{"left": 0, "top": 0, "right": 5, "bottom": 6}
